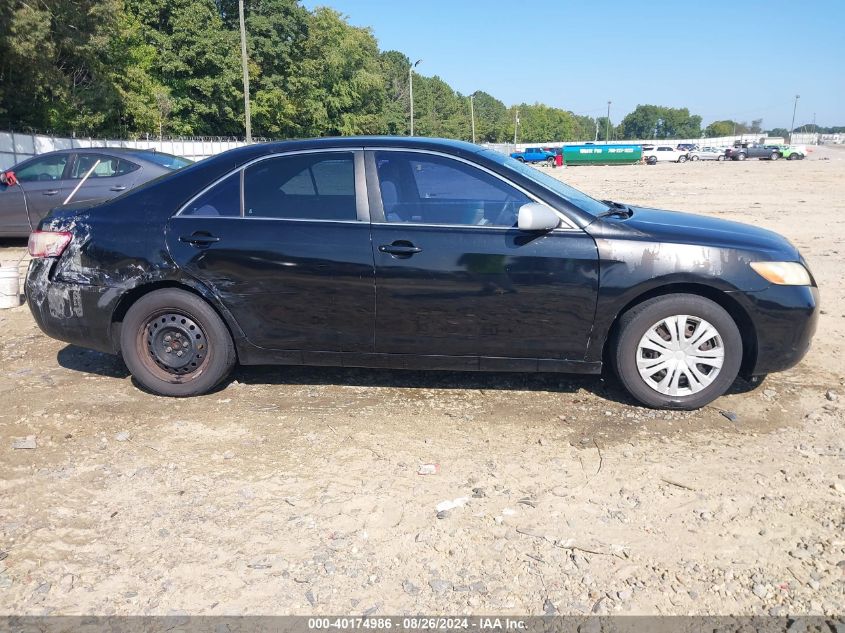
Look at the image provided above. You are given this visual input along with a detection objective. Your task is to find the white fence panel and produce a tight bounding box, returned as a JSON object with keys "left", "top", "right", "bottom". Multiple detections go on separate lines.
{"left": 0, "top": 131, "right": 254, "bottom": 170}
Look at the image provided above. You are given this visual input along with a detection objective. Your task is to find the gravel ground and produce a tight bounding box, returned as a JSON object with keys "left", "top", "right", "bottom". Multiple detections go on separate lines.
{"left": 0, "top": 147, "right": 843, "bottom": 617}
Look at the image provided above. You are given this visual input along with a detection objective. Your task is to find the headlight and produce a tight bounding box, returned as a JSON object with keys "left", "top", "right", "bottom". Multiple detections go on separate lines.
{"left": 750, "top": 261, "right": 812, "bottom": 286}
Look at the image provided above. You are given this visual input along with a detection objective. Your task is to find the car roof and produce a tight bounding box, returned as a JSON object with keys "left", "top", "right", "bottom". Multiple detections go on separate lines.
{"left": 181, "top": 136, "right": 491, "bottom": 177}
{"left": 15, "top": 146, "right": 184, "bottom": 166}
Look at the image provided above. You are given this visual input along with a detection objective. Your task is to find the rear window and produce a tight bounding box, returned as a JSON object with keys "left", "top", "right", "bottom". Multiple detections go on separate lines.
{"left": 131, "top": 151, "right": 193, "bottom": 170}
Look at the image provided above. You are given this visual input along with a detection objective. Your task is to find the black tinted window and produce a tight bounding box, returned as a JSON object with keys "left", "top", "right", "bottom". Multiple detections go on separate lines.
{"left": 182, "top": 173, "right": 240, "bottom": 217}
{"left": 375, "top": 151, "right": 531, "bottom": 226}
{"left": 244, "top": 153, "right": 356, "bottom": 221}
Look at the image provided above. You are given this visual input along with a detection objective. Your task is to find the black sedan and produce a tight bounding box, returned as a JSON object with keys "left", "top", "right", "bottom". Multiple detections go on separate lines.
{"left": 24, "top": 137, "right": 818, "bottom": 409}
{"left": 0, "top": 148, "right": 192, "bottom": 237}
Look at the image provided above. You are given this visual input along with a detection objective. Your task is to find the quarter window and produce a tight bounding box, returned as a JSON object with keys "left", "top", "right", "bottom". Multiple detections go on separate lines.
{"left": 182, "top": 173, "right": 240, "bottom": 217}
{"left": 244, "top": 153, "right": 357, "bottom": 221}
{"left": 374, "top": 151, "right": 531, "bottom": 227}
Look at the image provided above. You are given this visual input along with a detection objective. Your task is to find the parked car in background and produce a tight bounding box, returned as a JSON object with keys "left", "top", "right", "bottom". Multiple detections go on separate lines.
{"left": 676, "top": 143, "right": 697, "bottom": 152}
{"left": 510, "top": 147, "right": 556, "bottom": 165}
{"left": 0, "top": 148, "right": 192, "bottom": 237}
{"left": 642, "top": 145, "right": 689, "bottom": 164}
{"left": 725, "top": 143, "right": 781, "bottom": 161}
{"left": 775, "top": 145, "right": 806, "bottom": 160}
{"left": 25, "top": 137, "right": 818, "bottom": 410}
{"left": 688, "top": 147, "right": 727, "bottom": 161}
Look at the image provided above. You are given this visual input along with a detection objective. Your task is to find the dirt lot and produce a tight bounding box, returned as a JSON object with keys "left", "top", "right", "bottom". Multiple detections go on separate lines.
{"left": 0, "top": 147, "right": 843, "bottom": 617}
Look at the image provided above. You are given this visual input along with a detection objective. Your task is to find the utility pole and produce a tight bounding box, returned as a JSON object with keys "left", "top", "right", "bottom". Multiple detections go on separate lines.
{"left": 594, "top": 119, "right": 599, "bottom": 142}
{"left": 513, "top": 109, "right": 519, "bottom": 145}
{"left": 469, "top": 94, "right": 476, "bottom": 144}
{"left": 605, "top": 100, "right": 611, "bottom": 143}
{"left": 409, "top": 59, "right": 422, "bottom": 136}
{"left": 238, "top": 0, "right": 252, "bottom": 143}
{"left": 790, "top": 94, "right": 800, "bottom": 144}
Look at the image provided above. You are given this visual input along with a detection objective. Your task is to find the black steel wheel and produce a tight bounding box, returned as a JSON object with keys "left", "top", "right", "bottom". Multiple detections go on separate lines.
{"left": 120, "top": 288, "right": 236, "bottom": 397}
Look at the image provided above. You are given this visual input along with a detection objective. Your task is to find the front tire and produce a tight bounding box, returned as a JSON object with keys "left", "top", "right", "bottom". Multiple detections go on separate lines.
{"left": 612, "top": 294, "right": 742, "bottom": 409}
{"left": 690, "top": 155, "right": 700, "bottom": 161}
{"left": 717, "top": 155, "right": 725, "bottom": 161}
{"left": 677, "top": 155, "right": 688, "bottom": 163}
{"left": 736, "top": 152, "right": 747, "bottom": 161}
{"left": 120, "top": 288, "right": 236, "bottom": 397}
{"left": 770, "top": 152, "right": 780, "bottom": 160}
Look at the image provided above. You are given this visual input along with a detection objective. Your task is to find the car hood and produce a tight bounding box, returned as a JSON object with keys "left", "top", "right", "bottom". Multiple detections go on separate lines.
{"left": 595, "top": 206, "right": 801, "bottom": 260}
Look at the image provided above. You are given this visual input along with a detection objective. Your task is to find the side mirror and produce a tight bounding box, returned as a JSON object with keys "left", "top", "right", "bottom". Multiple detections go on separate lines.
{"left": 0, "top": 171, "right": 17, "bottom": 186}
{"left": 517, "top": 202, "right": 560, "bottom": 232}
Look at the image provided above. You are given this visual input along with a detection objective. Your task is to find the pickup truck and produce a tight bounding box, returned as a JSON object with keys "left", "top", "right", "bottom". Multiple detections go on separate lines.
{"left": 724, "top": 143, "right": 782, "bottom": 161}
{"left": 510, "top": 147, "right": 556, "bottom": 164}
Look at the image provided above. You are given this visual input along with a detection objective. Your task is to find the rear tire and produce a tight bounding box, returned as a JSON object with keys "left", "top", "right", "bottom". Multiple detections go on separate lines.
{"left": 736, "top": 152, "right": 747, "bottom": 161}
{"left": 690, "top": 155, "right": 700, "bottom": 161}
{"left": 770, "top": 152, "right": 780, "bottom": 160}
{"left": 612, "top": 294, "right": 742, "bottom": 409}
{"left": 717, "top": 155, "right": 725, "bottom": 161}
{"left": 677, "top": 155, "right": 688, "bottom": 163}
{"left": 120, "top": 288, "right": 236, "bottom": 397}
{"left": 646, "top": 156, "right": 657, "bottom": 165}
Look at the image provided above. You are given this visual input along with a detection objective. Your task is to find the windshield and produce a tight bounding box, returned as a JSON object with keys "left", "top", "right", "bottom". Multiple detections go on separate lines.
{"left": 481, "top": 150, "right": 609, "bottom": 216}
{"left": 132, "top": 151, "right": 193, "bottom": 170}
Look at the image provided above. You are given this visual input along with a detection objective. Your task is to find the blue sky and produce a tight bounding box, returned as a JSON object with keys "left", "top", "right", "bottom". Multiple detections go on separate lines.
{"left": 301, "top": 0, "right": 843, "bottom": 128}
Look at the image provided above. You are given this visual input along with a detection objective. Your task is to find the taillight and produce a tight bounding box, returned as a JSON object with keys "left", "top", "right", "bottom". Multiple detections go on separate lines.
{"left": 28, "top": 231, "right": 72, "bottom": 258}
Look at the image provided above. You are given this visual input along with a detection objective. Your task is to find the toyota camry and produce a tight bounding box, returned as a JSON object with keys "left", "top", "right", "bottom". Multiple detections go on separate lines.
{"left": 25, "top": 137, "right": 818, "bottom": 409}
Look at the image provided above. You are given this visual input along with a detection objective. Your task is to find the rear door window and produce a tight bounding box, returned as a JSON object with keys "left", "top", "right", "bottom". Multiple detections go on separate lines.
{"left": 182, "top": 173, "right": 241, "bottom": 217}
{"left": 243, "top": 153, "right": 357, "bottom": 221}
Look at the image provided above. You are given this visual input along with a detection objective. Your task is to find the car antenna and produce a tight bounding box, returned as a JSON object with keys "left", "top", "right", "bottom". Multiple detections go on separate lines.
{"left": 63, "top": 159, "right": 100, "bottom": 205}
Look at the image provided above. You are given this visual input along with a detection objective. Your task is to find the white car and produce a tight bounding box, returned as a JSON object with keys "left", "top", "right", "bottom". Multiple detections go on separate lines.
{"left": 642, "top": 145, "right": 688, "bottom": 164}
{"left": 689, "top": 147, "right": 727, "bottom": 161}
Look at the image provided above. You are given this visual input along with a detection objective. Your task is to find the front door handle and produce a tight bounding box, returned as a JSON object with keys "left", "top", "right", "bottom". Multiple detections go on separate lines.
{"left": 180, "top": 233, "right": 221, "bottom": 246}
{"left": 378, "top": 242, "right": 422, "bottom": 257}
{"left": 43, "top": 190, "right": 59, "bottom": 196}
{"left": 110, "top": 185, "right": 127, "bottom": 192}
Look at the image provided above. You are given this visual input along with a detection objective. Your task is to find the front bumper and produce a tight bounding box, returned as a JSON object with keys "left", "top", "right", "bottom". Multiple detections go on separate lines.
{"left": 25, "top": 258, "right": 118, "bottom": 354}
{"left": 730, "top": 283, "right": 819, "bottom": 376}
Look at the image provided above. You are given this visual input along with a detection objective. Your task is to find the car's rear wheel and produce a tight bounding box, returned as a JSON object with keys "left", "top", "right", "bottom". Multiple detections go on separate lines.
{"left": 717, "top": 155, "right": 725, "bottom": 161}
{"left": 770, "top": 152, "right": 780, "bottom": 160}
{"left": 646, "top": 156, "right": 657, "bottom": 165}
{"left": 677, "top": 155, "right": 688, "bottom": 163}
{"left": 612, "top": 294, "right": 742, "bottom": 409}
{"left": 690, "top": 155, "right": 699, "bottom": 161}
{"left": 736, "top": 152, "right": 747, "bottom": 161}
{"left": 120, "top": 288, "right": 236, "bottom": 397}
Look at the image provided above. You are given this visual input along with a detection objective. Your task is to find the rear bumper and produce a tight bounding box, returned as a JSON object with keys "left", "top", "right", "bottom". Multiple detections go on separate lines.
{"left": 730, "top": 284, "right": 819, "bottom": 376}
{"left": 25, "top": 258, "right": 117, "bottom": 354}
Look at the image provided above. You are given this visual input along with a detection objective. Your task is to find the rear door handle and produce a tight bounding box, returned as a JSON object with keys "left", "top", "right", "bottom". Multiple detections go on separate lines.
{"left": 180, "top": 233, "right": 221, "bottom": 246}
{"left": 110, "top": 185, "right": 127, "bottom": 192}
{"left": 379, "top": 243, "right": 422, "bottom": 256}
{"left": 43, "top": 190, "right": 59, "bottom": 196}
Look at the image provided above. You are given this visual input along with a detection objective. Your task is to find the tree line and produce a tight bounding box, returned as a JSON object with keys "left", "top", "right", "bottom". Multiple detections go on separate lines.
{"left": 0, "top": 0, "right": 826, "bottom": 143}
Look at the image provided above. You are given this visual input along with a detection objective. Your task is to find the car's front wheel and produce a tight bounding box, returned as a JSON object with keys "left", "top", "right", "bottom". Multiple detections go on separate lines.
{"left": 677, "top": 155, "right": 688, "bottom": 163}
{"left": 120, "top": 288, "right": 236, "bottom": 397}
{"left": 612, "top": 294, "right": 742, "bottom": 409}
{"left": 717, "top": 155, "right": 725, "bottom": 161}
{"left": 770, "top": 152, "right": 780, "bottom": 160}
{"left": 690, "top": 155, "right": 699, "bottom": 161}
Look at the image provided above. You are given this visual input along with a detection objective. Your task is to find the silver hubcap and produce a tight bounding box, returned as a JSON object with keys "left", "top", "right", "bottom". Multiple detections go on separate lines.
{"left": 636, "top": 315, "right": 724, "bottom": 397}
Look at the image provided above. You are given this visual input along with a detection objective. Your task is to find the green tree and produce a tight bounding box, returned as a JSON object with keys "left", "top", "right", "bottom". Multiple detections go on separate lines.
{"left": 126, "top": 0, "right": 243, "bottom": 136}
{"left": 620, "top": 105, "right": 702, "bottom": 139}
